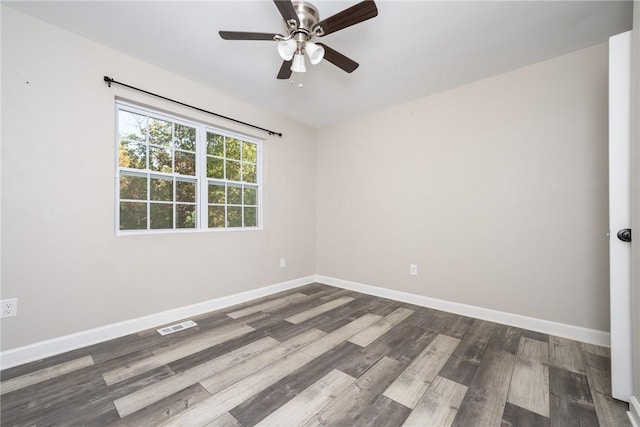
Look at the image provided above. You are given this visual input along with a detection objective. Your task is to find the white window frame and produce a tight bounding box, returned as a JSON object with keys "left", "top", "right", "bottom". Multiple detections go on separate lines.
{"left": 115, "top": 101, "right": 263, "bottom": 235}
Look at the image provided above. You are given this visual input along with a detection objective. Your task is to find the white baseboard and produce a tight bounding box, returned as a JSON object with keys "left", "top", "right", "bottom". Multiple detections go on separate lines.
{"left": 629, "top": 396, "right": 640, "bottom": 427}
{"left": 315, "top": 275, "right": 611, "bottom": 347}
{"left": 1, "top": 273, "right": 612, "bottom": 370}
{"left": 0, "top": 276, "right": 315, "bottom": 370}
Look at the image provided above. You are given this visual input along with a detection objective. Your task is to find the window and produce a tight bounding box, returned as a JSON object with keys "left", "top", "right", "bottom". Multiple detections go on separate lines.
{"left": 116, "top": 102, "right": 261, "bottom": 233}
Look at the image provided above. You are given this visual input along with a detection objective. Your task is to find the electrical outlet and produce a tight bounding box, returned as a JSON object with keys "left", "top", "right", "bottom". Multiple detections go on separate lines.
{"left": 409, "top": 264, "right": 418, "bottom": 276}
{"left": 1, "top": 298, "right": 18, "bottom": 318}
{"left": 280, "top": 258, "right": 286, "bottom": 268}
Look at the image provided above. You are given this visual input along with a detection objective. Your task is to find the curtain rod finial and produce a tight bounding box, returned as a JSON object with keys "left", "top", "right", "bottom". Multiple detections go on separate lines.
{"left": 103, "top": 76, "right": 113, "bottom": 87}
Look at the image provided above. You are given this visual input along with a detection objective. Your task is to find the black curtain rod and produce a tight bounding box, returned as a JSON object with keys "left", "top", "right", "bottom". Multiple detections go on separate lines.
{"left": 103, "top": 76, "right": 282, "bottom": 137}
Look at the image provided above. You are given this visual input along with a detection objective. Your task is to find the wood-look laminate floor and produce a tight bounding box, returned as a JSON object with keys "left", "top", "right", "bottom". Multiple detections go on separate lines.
{"left": 0, "top": 283, "right": 630, "bottom": 426}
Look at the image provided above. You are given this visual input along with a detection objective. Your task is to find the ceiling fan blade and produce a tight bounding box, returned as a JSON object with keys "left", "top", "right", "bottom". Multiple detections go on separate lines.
{"left": 314, "top": 0, "right": 378, "bottom": 37}
{"left": 219, "top": 31, "right": 279, "bottom": 41}
{"left": 316, "top": 43, "right": 359, "bottom": 73}
{"left": 273, "top": 0, "right": 300, "bottom": 26}
{"left": 277, "top": 60, "right": 293, "bottom": 79}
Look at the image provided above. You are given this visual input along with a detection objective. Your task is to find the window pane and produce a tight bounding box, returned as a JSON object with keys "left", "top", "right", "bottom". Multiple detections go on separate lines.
{"left": 226, "top": 160, "right": 240, "bottom": 181}
{"left": 243, "top": 207, "right": 257, "bottom": 227}
{"left": 120, "top": 202, "right": 147, "bottom": 230}
{"left": 150, "top": 203, "right": 173, "bottom": 229}
{"left": 117, "top": 104, "right": 261, "bottom": 233}
{"left": 176, "top": 180, "right": 196, "bottom": 203}
{"left": 176, "top": 204, "right": 196, "bottom": 228}
{"left": 150, "top": 146, "right": 172, "bottom": 172}
{"left": 208, "top": 206, "right": 225, "bottom": 228}
{"left": 148, "top": 118, "right": 172, "bottom": 147}
{"left": 120, "top": 174, "right": 147, "bottom": 200}
{"left": 242, "top": 162, "right": 257, "bottom": 183}
{"left": 242, "top": 141, "right": 257, "bottom": 163}
{"left": 228, "top": 184, "right": 242, "bottom": 205}
{"left": 119, "top": 140, "right": 147, "bottom": 169}
{"left": 207, "top": 133, "right": 224, "bottom": 156}
{"left": 150, "top": 177, "right": 173, "bottom": 201}
{"left": 244, "top": 186, "right": 257, "bottom": 205}
{"left": 227, "top": 206, "right": 242, "bottom": 227}
{"left": 175, "top": 151, "right": 196, "bottom": 176}
{"left": 226, "top": 138, "right": 241, "bottom": 160}
{"left": 207, "top": 157, "right": 224, "bottom": 179}
{"left": 208, "top": 183, "right": 225, "bottom": 204}
{"left": 119, "top": 110, "right": 146, "bottom": 141}
{"left": 174, "top": 124, "right": 196, "bottom": 151}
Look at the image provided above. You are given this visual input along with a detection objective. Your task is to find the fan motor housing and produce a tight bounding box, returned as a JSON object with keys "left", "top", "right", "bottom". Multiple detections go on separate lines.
{"left": 290, "top": 1, "right": 320, "bottom": 34}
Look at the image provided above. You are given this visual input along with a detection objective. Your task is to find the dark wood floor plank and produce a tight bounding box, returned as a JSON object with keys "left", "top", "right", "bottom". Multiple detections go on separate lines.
{"left": 405, "top": 307, "right": 474, "bottom": 339}
{"left": 244, "top": 296, "right": 338, "bottom": 330}
{"left": 549, "top": 394, "right": 599, "bottom": 427}
{"left": 316, "top": 288, "right": 357, "bottom": 300}
{"left": 581, "top": 352, "right": 631, "bottom": 426}
{"left": 502, "top": 401, "right": 520, "bottom": 426}
{"left": 219, "top": 285, "right": 318, "bottom": 314}
{"left": 490, "top": 324, "right": 523, "bottom": 355}
{"left": 549, "top": 336, "right": 585, "bottom": 374}
{"left": 453, "top": 318, "right": 496, "bottom": 364}
{"left": 206, "top": 412, "right": 242, "bottom": 427}
{"left": 440, "top": 319, "right": 508, "bottom": 387}
{"left": 549, "top": 366, "right": 594, "bottom": 406}
{"left": 521, "top": 329, "right": 550, "bottom": 344}
{"left": 230, "top": 341, "right": 363, "bottom": 425}
{"left": 438, "top": 354, "right": 479, "bottom": 386}
{"left": 549, "top": 366, "right": 599, "bottom": 427}
{"left": 349, "top": 307, "right": 415, "bottom": 347}
{"left": 502, "top": 402, "right": 550, "bottom": 427}
{"left": 384, "top": 334, "right": 461, "bottom": 409}
{"left": 305, "top": 356, "right": 403, "bottom": 427}
{"left": 334, "top": 323, "right": 434, "bottom": 379}
{"left": 451, "top": 347, "right": 516, "bottom": 427}
{"left": 285, "top": 296, "right": 355, "bottom": 324}
{"left": 249, "top": 317, "right": 316, "bottom": 342}
{"left": 227, "top": 293, "right": 311, "bottom": 319}
{"left": 352, "top": 394, "right": 411, "bottom": 427}
{"left": 296, "top": 282, "right": 334, "bottom": 296}
{"left": 305, "top": 295, "right": 401, "bottom": 333}
{"left": 590, "top": 392, "right": 631, "bottom": 427}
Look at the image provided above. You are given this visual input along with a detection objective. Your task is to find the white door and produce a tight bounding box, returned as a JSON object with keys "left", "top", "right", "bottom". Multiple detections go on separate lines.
{"left": 609, "top": 30, "right": 632, "bottom": 402}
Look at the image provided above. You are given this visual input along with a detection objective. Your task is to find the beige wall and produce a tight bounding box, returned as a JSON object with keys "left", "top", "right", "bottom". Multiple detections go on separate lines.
{"left": 316, "top": 43, "right": 610, "bottom": 331}
{"left": 0, "top": 7, "right": 316, "bottom": 350}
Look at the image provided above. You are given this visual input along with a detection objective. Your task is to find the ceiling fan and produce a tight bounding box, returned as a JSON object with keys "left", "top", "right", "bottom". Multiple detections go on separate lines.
{"left": 219, "top": 0, "right": 378, "bottom": 79}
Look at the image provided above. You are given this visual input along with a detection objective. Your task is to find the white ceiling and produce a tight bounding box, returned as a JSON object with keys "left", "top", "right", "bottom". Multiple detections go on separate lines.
{"left": 5, "top": 1, "right": 633, "bottom": 128}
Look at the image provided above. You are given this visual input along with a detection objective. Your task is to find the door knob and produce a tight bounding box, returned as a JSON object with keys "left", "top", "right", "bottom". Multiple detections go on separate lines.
{"left": 617, "top": 229, "right": 632, "bottom": 242}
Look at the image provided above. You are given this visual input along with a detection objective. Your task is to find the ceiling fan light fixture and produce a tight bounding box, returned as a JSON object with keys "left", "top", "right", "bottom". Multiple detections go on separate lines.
{"left": 291, "top": 52, "right": 306, "bottom": 73}
{"left": 277, "top": 39, "right": 297, "bottom": 61}
{"left": 305, "top": 41, "right": 324, "bottom": 65}
{"left": 219, "top": 0, "right": 379, "bottom": 79}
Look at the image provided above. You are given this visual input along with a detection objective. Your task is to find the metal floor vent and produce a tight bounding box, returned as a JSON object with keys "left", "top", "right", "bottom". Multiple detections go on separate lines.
{"left": 157, "top": 320, "right": 197, "bottom": 336}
